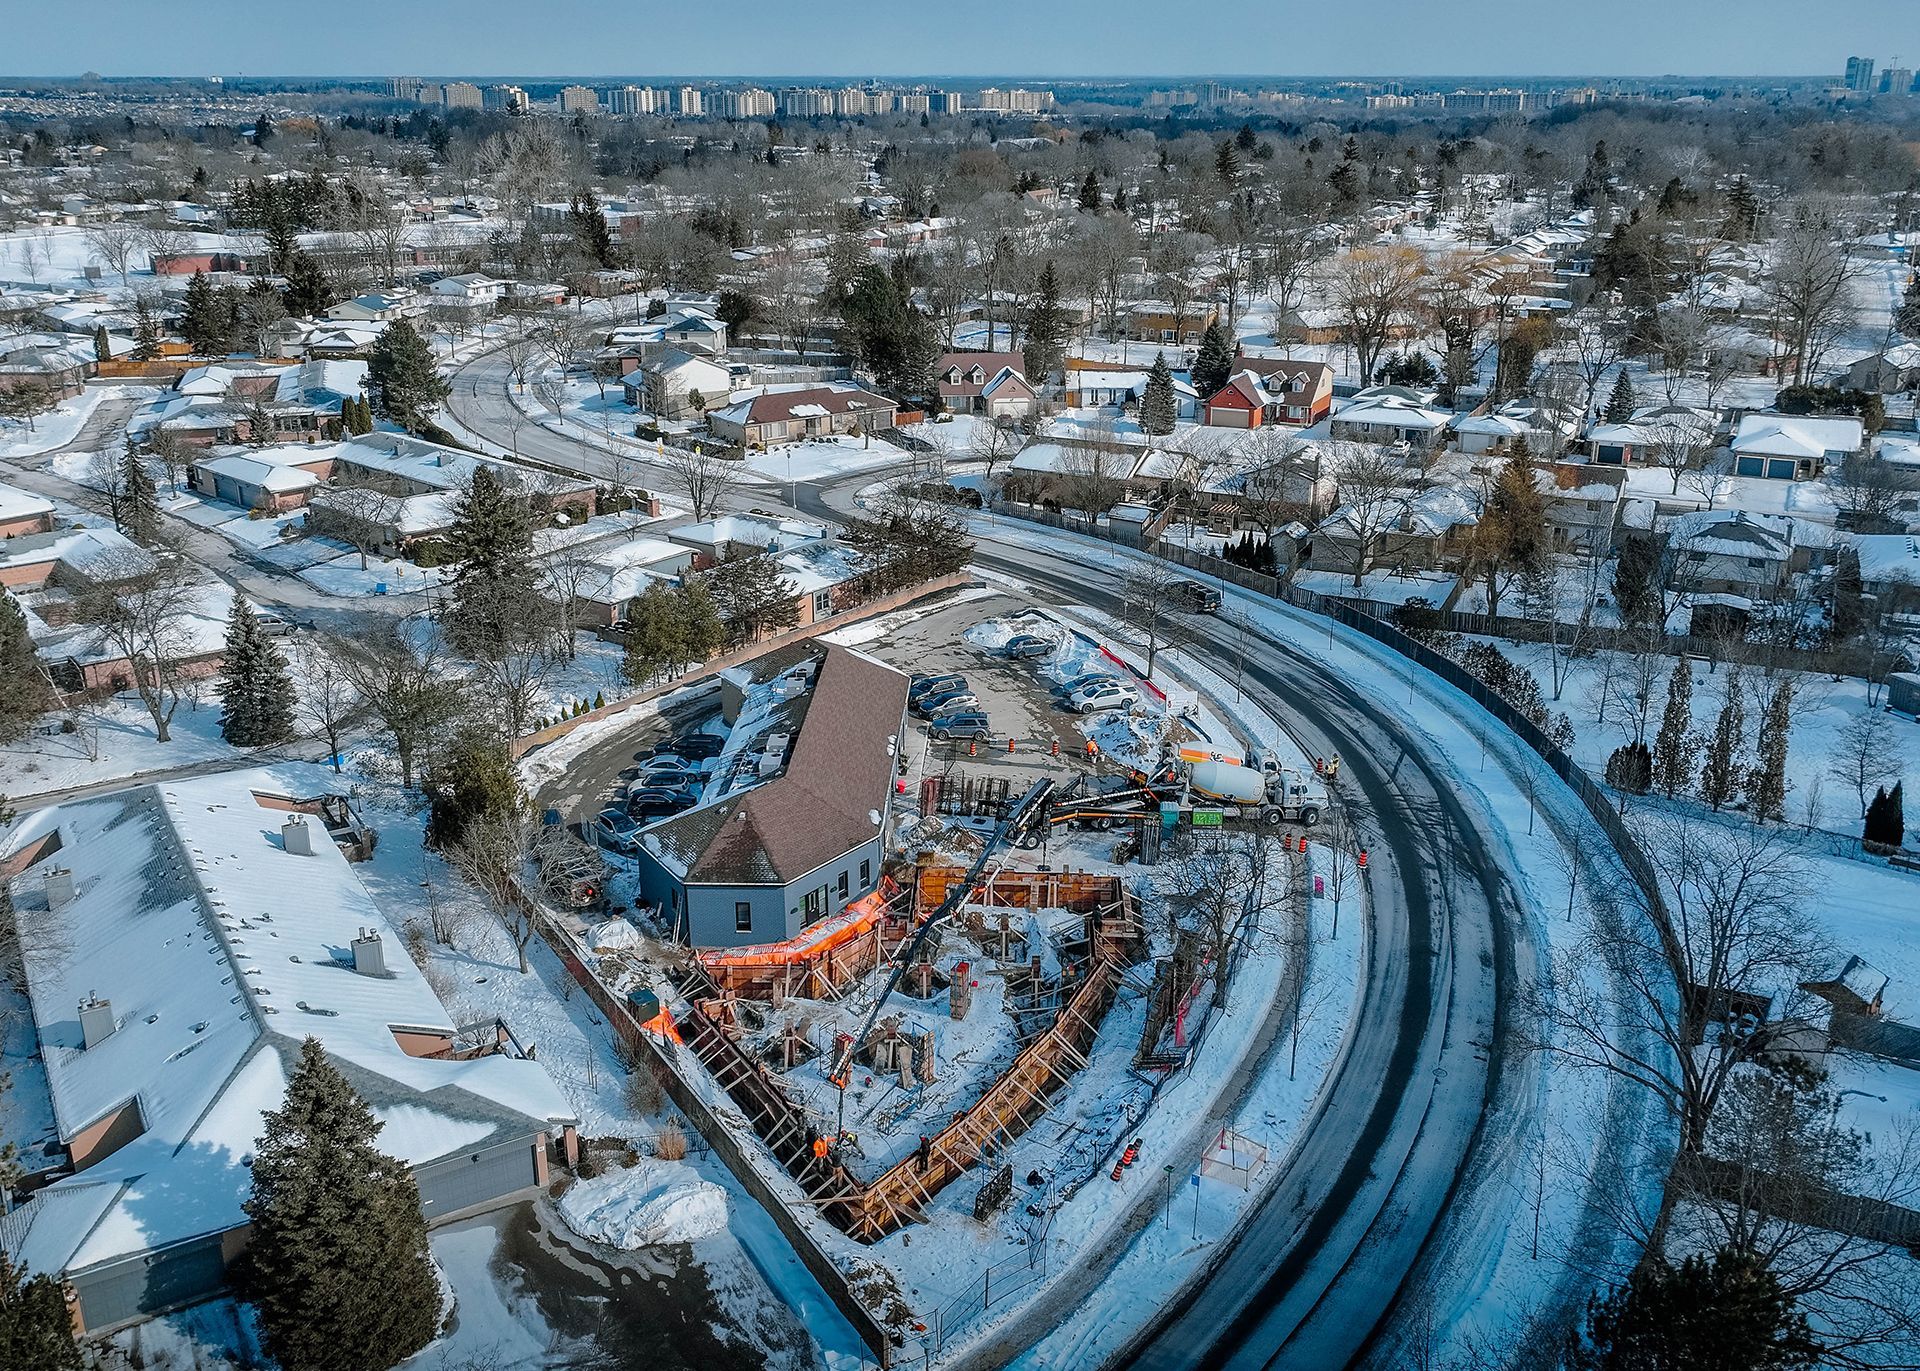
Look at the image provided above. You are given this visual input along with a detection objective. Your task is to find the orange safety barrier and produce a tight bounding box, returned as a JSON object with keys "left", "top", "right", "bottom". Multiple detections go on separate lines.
{"left": 640, "top": 1006, "right": 684, "bottom": 1043}
{"left": 698, "top": 882, "right": 899, "bottom": 970}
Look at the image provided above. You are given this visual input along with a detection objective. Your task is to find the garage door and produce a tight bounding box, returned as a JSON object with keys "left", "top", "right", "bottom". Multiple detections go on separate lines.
{"left": 1765, "top": 458, "right": 1797, "bottom": 480}
{"left": 1736, "top": 456, "right": 1764, "bottom": 477}
{"left": 415, "top": 1135, "right": 539, "bottom": 1219}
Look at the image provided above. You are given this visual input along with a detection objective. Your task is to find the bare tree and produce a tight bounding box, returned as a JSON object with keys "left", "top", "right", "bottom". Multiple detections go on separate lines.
{"left": 73, "top": 548, "right": 206, "bottom": 742}
{"left": 1322, "top": 245, "right": 1426, "bottom": 384}
{"left": 967, "top": 416, "right": 1021, "bottom": 480}
{"left": 1117, "top": 559, "right": 1192, "bottom": 680}
{"left": 1764, "top": 201, "right": 1863, "bottom": 388}
{"left": 1528, "top": 813, "right": 1820, "bottom": 1163}
{"left": 83, "top": 220, "right": 145, "bottom": 284}
{"left": 1323, "top": 444, "right": 1434, "bottom": 588}
{"left": 659, "top": 445, "right": 742, "bottom": 521}
{"left": 1828, "top": 452, "right": 1920, "bottom": 532}
{"left": 83, "top": 446, "right": 130, "bottom": 530}
{"left": 444, "top": 798, "right": 565, "bottom": 974}
{"left": 326, "top": 621, "right": 467, "bottom": 787}
{"left": 1829, "top": 708, "right": 1898, "bottom": 819}
{"left": 308, "top": 472, "right": 406, "bottom": 570}
{"left": 292, "top": 639, "right": 365, "bottom": 771}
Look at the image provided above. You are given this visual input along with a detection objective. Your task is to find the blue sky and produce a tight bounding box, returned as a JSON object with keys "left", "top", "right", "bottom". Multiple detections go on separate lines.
{"left": 4, "top": 1, "right": 1914, "bottom": 79}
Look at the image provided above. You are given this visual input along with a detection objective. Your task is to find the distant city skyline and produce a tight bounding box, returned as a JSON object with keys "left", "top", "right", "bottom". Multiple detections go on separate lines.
{"left": 2, "top": 0, "right": 1915, "bottom": 81}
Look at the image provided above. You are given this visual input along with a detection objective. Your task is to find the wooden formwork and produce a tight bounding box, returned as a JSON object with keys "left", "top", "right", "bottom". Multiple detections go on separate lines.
{"left": 914, "top": 862, "right": 1139, "bottom": 918}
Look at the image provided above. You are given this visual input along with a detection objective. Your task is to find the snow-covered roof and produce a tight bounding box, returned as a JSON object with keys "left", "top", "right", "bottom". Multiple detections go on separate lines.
{"left": 1850, "top": 533, "right": 1920, "bottom": 587}
{"left": 1732, "top": 413, "right": 1864, "bottom": 460}
{"left": 1667, "top": 508, "right": 1796, "bottom": 559}
{"left": 669, "top": 513, "right": 827, "bottom": 552}
{"left": 193, "top": 449, "right": 322, "bottom": 494}
{"left": 0, "top": 479, "right": 55, "bottom": 522}
{"left": 325, "top": 432, "right": 593, "bottom": 497}
{"left": 1009, "top": 441, "right": 1142, "bottom": 478}
{"left": 0, "top": 767, "right": 575, "bottom": 1279}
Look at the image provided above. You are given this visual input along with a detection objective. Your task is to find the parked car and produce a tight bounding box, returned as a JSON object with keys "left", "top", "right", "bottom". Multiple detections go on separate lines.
{"left": 592, "top": 808, "right": 643, "bottom": 852}
{"left": 1004, "top": 634, "right": 1052, "bottom": 659}
{"left": 633, "top": 755, "right": 702, "bottom": 783}
{"left": 671, "top": 733, "right": 726, "bottom": 760}
{"left": 1050, "top": 671, "right": 1117, "bottom": 698}
{"left": 908, "top": 673, "right": 967, "bottom": 705}
{"left": 627, "top": 786, "right": 699, "bottom": 819}
{"left": 255, "top": 612, "right": 300, "bottom": 637}
{"left": 1171, "top": 579, "right": 1222, "bottom": 614}
{"left": 1070, "top": 682, "right": 1139, "bottom": 713}
{"left": 629, "top": 766, "right": 700, "bottom": 796}
{"left": 929, "top": 712, "right": 992, "bottom": 742}
{"left": 924, "top": 692, "right": 982, "bottom": 719}
{"left": 913, "top": 685, "right": 978, "bottom": 717}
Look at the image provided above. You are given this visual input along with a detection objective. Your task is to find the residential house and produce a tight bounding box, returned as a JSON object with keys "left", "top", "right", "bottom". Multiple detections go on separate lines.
{"left": 426, "top": 272, "right": 507, "bottom": 315}
{"left": 306, "top": 434, "right": 596, "bottom": 556}
{"left": 1583, "top": 405, "right": 1717, "bottom": 467}
{"left": 667, "top": 514, "right": 827, "bottom": 570}
{"left": 0, "top": 335, "right": 95, "bottom": 398}
{"left": 1729, "top": 413, "right": 1865, "bottom": 482}
{"left": 1306, "top": 484, "right": 1482, "bottom": 578}
{"left": 1840, "top": 342, "right": 1920, "bottom": 394}
{"left": 0, "top": 769, "right": 578, "bottom": 1334}
{"left": 1327, "top": 387, "right": 1456, "bottom": 450}
{"left": 188, "top": 446, "right": 336, "bottom": 512}
{"left": 1542, "top": 469, "right": 1624, "bottom": 553}
{"left": 634, "top": 645, "right": 909, "bottom": 948}
{"left": 0, "top": 481, "right": 55, "bottom": 538}
{"left": 323, "top": 290, "right": 425, "bottom": 324}
{"left": 1850, "top": 533, "right": 1920, "bottom": 618}
{"left": 1664, "top": 509, "right": 1804, "bottom": 603}
{"left": 563, "top": 536, "right": 696, "bottom": 627}
{"left": 936, "top": 352, "right": 1036, "bottom": 417}
{"left": 706, "top": 384, "right": 898, "bottom": 448}
{"left": 149, "top": 250, "right": 254, "bottom": 276}
{"left": 1125, "top": 300, "right": 1219, "bottom": 345}
{"left": 1222, "top": 355, "right": 1334, "bottom": 426}
{"left": 659, "top": 305, "right": 728, "bottom": 357}
{"left": 628, "top": 349, "right": 733, "bottom": 420}
{"left": 1061, "top": 362, "right": 1200, "bottom": 421}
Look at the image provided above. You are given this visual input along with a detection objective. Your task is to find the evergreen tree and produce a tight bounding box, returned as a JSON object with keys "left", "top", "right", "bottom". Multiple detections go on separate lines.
{"left": 705, "top": 551, "right": 800, "bottom": 646}
{"left": 621, "top": 580, "right": 690, "bottom": 687}
{"left": 1112, "top": 185, "right": 1128, "bottom": 212}
{"left": 424, "top": 723, "right": 522, "bottom": 848}
{"left": 1864, "top": 781, "right": 1906, "bottom": 848}
{"left": 1721, "top": 177, "right": 1761, "bottom": 242}
{"left": 568, "top": 189, "right": 618, "bottom": 269}
{"left": 1077, "top": 170, "right": 1102, "bottom": 212}
{"left": 1604, "top": 742, "right": 1653, "bottom": 794}
{"left": 1140, "top": 351, "right": 1178, "bottom": 436}
{"left": 1896, "top": 273, "right": 1920, "bottom": 341}
{"left": 443, "top": 466, "right": 541, "bottom": 656}
{"left": 1191, "top": 321, "right": 1235, "bottom": 400}
{"left": 0, "top": 1250, "right": 82, "bottom": 1371}
{"left": 181, "top": 269, "right": 228, "bottom": 355}
{"left": 1652, "top": 657, "right": 1693, "bottom": 798}
{"left": 368, "top": 319, "right": 450, "bottom": 432}
{"left": 218, "top": 593, "right": 295, "bottom": 747}
{"left": 1613, "top": 537, "right": 1662, "bottom": 628}
{"left": 1604, "top": 368, "right": 1637, "bottom": 423}
{"left": 121, "top": 439, "right": 160, "bottom": 543}
{"left": 1214, "top": 141, "right": 1240, "bottom": 185}
{"left": 282, "top": 248, "right": 336, "bottom": 318}
{"left": 239, "top": 1038, "right": 440, "bottom": 1371}
{"left": 1235, "top": 122, "right": 1258, "bottom": 153}
{"left": 1698, "top": 669, "right": 1745, "bottom": 811}
{"left": 1745, "top": 677, "right": 1794, "bottom": 821}
{"left": 1021, "top": 259, "right": 1070, "bottom": 385}
{"left": 0, "top": 592, "right": 51, "bottom": 745}
{"left": 92, "top": 323, "right": 111, "bottom": 363}
{"left": 131, "top": 292, "right": 159, "bottom": 360}
{"left": 1567, "top": 1246, "right": 1819, "bottom": 1371}
{"left": 1829, "top": 549, "right": 1867, "bottom": 643}
{"left": 251, "top": 113, "right": 275, "bottom": 148}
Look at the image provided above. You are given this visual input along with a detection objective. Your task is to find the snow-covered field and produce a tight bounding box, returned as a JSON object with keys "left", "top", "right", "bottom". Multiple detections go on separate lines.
{"left": 0, "top": 384, "right": 107, "bottom": 457}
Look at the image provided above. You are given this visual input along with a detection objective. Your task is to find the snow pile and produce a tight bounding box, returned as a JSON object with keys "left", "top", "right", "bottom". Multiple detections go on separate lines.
{"left": 557, "top": 1159, "right": 727, "bottom": 1248}
{"left": 587, "top": 919, "right": 640, "bottom": 951}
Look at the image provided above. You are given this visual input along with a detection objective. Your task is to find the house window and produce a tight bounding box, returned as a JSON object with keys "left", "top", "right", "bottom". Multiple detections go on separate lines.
{"left": 1687, "top": 550, "right": 1707, "bottom": 561}
{"left": 1746, "top": 558, "right": 1765, "bottom": 569}
{"left": 837, "top": 871, "right": 849, "bottom": 899}
{"left": 860, "top": 859, "right": 871, "bottom": 886}
{"left": 803, "top": 885, "right": 827, "bottom": 925}
{"left": 1160, "top": 328, "right": 1175, "bottom": 342}
{"left": 735, "top": 901, "right": 752, "bottom": 933}
{"left": 812, "top": 588, "right": 833, "bottom": 619}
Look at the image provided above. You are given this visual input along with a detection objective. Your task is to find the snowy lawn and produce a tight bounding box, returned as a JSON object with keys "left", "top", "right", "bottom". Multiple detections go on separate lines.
{"left": 0, "top": 384, "right": 108, "bottom": 457}
{"left": 3, "top": 689, "right": 239, "bottom": 800}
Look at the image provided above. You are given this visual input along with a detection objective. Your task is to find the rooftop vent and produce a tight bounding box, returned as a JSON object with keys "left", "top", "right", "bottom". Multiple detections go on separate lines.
{"left": 45, "top": 868, "right": 75, "bottom": 907}
{"left": 282, "top": 815, "right": 313, "bottom": 856}
{"left": 350, "top": 928, "right": 388, "bottom": 978}
{"left": 79, "top": 993, "right": 115, "bottom": 1049}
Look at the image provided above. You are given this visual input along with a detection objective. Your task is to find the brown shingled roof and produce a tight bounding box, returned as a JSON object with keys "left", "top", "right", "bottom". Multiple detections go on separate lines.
{"left": 672, "top": 645, "right": 910, "bottom": 887}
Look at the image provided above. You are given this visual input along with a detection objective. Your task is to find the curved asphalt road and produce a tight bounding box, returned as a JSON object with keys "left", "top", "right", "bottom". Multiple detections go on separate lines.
{"left": 438, "top": 368, "right": 1579, "bottom": 1371}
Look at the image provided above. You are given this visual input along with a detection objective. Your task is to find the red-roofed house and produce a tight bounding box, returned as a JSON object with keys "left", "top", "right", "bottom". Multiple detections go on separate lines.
{"left": 936, "top": 352, "right": 1039, "bottom": 419}
{"left": 1203, "top": 356, "right": 1333, "bottom": 429}
{"left": 708, "top": 385, "right": 899, "bottom": 448}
